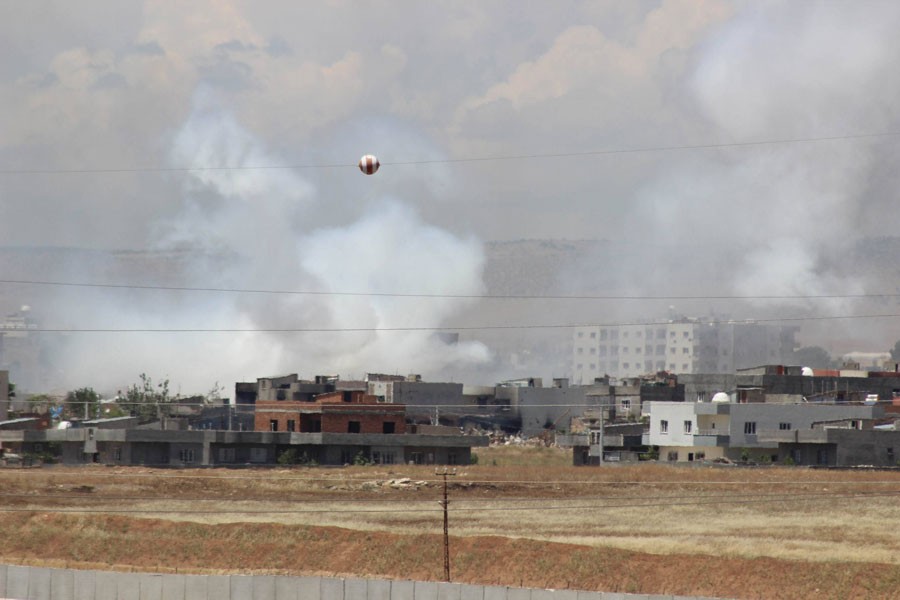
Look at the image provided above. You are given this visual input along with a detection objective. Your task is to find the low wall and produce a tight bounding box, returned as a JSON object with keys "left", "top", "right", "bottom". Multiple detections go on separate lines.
{"left": 0, "top": 564, "right": 726, "bottom": 600}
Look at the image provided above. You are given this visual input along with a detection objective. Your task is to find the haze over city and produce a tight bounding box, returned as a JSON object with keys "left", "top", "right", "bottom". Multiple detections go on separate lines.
{"left": 2, "top": 1, "right": 900, "bottom": 396}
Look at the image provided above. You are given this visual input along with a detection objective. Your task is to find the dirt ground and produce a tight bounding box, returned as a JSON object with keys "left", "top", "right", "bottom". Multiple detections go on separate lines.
{"left": 2, "top": 450, "right": 900, "bottom": 600}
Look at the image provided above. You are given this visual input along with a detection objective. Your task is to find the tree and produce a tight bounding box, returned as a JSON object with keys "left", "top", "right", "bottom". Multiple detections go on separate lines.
{"left": 890, "top": 340, "right": 900, "bottom": 362}
{"left": 118, "top": 373, "right": 174, "bottom": 420}
{"left": 65, "top": 387, "right": 100, "bottom": 420}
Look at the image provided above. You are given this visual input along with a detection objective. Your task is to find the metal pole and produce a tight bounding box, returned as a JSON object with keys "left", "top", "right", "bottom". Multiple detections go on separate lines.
{"left": 437, "top": 468, "right": 456, "bottom": 581}
{"left": 598, "top": 403, "right": 604, "bottom": 465}
{"left": 442, "top": 471, "right": 450, "bottom": 581}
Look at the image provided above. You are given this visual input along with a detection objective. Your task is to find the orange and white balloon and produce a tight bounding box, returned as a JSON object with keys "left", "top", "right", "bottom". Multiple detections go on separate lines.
{"left": 358, "top": 154, "right": 380, "bottom": 175}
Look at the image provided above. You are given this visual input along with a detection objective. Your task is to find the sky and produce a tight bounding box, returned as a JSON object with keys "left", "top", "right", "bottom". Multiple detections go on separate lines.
{"left": 2, "top": 0, "right": 900, "bottom": 395}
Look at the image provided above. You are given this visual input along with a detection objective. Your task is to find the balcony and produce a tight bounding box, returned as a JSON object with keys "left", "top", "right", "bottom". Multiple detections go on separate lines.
{"left": 693, "top": 429, "right": 730, "bottom": 446}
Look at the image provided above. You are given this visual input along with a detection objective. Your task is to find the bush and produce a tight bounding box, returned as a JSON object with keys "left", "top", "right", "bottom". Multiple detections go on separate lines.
{"left": 469, "top": 453, "right": 479, "bottom": 465}
{"left": 277, "top": 449, "right": 299, "bottom": 465}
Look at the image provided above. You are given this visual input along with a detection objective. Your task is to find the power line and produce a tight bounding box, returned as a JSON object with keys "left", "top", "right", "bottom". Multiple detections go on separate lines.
{"left": 0, "top": 489, "right": 887, "bottom": 504}
{"left": 10, "top": 312, "right": 900, "bottom": 333}
{"left": 0, "top": 489, "right": 897, "bottom": 515}
{"left": 0, "top": 131, "right": 895, "bottom": 176}
{"left": 1, "top": 278, "right": 898, "bottom": 302}
{"left": 4, "top": 470, "right": 899, "bottom": 486}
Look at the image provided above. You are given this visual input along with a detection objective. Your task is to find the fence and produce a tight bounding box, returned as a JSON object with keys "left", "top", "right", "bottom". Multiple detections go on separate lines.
{"left": 0, "top": 564, "right": 726, "bottom": 600}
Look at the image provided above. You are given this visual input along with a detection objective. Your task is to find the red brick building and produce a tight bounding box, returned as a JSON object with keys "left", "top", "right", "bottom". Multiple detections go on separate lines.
{"left": 254, "top": 389, "right": 407, "bottom": 435}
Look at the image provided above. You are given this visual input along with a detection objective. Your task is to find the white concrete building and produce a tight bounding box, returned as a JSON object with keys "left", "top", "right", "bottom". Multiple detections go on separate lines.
{"left": 572, "top": 318, "right": 796, "bottom": 383}
{"left": 644, "top": 400, "right": 882, "bottom": 463}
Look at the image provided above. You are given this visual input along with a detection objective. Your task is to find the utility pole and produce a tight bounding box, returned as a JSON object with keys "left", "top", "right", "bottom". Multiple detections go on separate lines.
{"left": 436, "top": 467, "right": 456, "bottom": 581}
{"left": 598, "top": 403, "right": 604, "bottom": 465}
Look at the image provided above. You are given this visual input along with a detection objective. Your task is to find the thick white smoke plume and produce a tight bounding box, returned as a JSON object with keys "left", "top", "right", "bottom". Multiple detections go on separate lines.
{"left": 561, "top": 2, "right": 900, "bottom": 354}
{"left": 49, "top": 92, "right": 490, "bottom": 395}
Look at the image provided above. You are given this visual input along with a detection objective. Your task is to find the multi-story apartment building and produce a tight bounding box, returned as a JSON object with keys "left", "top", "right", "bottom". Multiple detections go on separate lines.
{"left": 572, "top": 317, "right": 797, "bottom": 383}
{"left": 645, "top": 400, "right": 882, "bottom": 463}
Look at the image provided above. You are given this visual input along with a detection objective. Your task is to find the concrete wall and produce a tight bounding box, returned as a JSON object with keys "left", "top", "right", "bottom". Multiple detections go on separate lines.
{"left": 516, "top": 387, "right": 588, "bottom": 438}
{"left": 0, "top": 564, "right": 725, "bottom": 600}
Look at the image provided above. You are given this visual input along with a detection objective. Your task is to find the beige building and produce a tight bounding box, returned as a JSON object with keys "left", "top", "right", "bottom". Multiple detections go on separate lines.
{"left": 572, "top": 318, "right": 796, "bottom": 383}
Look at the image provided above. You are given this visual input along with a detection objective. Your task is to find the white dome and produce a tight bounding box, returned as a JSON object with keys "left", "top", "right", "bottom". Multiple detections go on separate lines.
{"left": 801, "top": 367, "right": 814, "bottom": 376}
{"left": 711, "top": 392, "right": 730, "bottom": 403}
{"left": 56, "top": 421, "right": 72, "bottom": 430}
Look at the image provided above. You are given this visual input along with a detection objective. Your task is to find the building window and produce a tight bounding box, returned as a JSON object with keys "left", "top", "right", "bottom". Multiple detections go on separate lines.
{"left": 667, "top": 451, "right": 678, "bottom": 462}
{"left": 577, "top": 348, "right": 583, "bottom": 354}
{"left": 684, "top": 420, "right": 693, "bottom": 434}
{"left": 578, "top": 332, "right": 584, "bottom": 338}
{"left": 269, "top": 420, "right": 278, "bottom": 432}
{"left": 657, "top": 329, "right": 666, "bottom": 339}
{"left": 888, "top": 447, "right": 894, "bottom": 463}
{"left": 660, "top": 420, "right": 669, "bottom": 434}
{"left": 744, "top": 422, "right": 757, "bottom": 435}
{"left": 599, "top": 329, "right": 607, "bottom": 340}
{"left": 683, "top": 332, "right": 690, "bottom": 339}
{"left": 590, "top": 332, "right": 596, "bottom": 339}
{"left": 287, "top": 419, "right": 296, "bottom": 432}
{"left": 179, "top": 449, "right": 195, "bottom": 463}
{"left": 623, "top": 362, "right": 630, "bottom": 369}
{"left": 113, "top": 447, "right": 122, "bottom": 461}
{"left": 779, "top": 422, "right": 791, "bottom": 430}
{"left": 383, "top": 422, "right": 396, "bottom": 434}
{"left": 682, "top": 347, "right": 689, "bottom": 354}
{"left": 590, "top": 348, "right": 596, "bottom": 354}
{"left": 590, "top": 363, "right": 596, "bottom": 370}
{"left": 348, "top": 421, "right": 361, "bottom": 433}
{"left": 696, "top": 392, "right": 707, "bottom": 402}
{"left": 656, "top": 345, "right": 665, "bottom": 355}
{"left": 621, "top": 399, "right": 631, "bottom": 410}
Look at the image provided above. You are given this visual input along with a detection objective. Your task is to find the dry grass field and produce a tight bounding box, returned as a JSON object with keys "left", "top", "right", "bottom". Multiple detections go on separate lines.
{"left": 2, "top": 446, "right": 900, "bottom": 599}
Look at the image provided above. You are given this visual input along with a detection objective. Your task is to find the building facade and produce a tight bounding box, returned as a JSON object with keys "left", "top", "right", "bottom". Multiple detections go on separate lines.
{"left": 645, "top": 401, "right": 882, "bottom": 463}
{"left": 572, "top": 318, "right": 797, "bottom": 383}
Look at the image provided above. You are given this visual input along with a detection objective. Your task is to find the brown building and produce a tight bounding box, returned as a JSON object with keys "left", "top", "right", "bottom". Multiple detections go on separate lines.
{"left": 254, "top": 389, "right": 407, "bottom": 435}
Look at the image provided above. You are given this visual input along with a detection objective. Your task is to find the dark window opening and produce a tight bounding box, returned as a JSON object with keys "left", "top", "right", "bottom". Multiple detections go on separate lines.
{"left": 383, "top": 421, "right": 395, "bottom": 434}
{"left": 287, "top": 419, "right": 296, "bottom": 432}
{"left": 348, "top": 421, "right": 361, "bottom": 433}
{"left": 269, "top": 420, "right": 278, "bottom": 432}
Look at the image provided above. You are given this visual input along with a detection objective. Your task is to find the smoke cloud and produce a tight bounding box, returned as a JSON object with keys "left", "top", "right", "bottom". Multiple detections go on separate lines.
{"left": 41, "top": 92, "right": 490, "bottom": 395}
